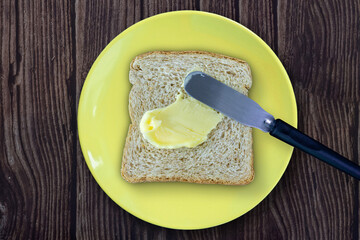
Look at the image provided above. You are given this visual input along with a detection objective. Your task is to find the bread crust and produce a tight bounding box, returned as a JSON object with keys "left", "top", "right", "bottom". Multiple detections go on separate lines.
{"left": 130, "top": 51, "right": 252, "bottom": 90}
{"left": 122, "top": 51, "right": 254, "bottom": 185}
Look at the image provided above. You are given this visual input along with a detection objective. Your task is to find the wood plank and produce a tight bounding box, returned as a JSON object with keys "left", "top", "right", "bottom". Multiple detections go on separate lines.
{"left": 0, "top": 0, "right": 75, "bottom": 239}
{"left": 277, "top": 0, "right": 360, "bottom": 101}
{"left": 356, "top": 104, "right": 360, "bottom": 240}
{"left": 239, "top": 0, "right": 277, "bottom": 51}
{"left": 142, "top": 0, "right": 197, "bottom": 17}
{"left": 199, "top": 0, "right": 238, "bottom": 20}
{"left": 268, "top": 88, "right": 358, "bottom": 239}
{"left": 75, "top": 0, "right": 144, "bottom": 239}
{"left": 277, "top": 1, "right": 359, "bottom": 238}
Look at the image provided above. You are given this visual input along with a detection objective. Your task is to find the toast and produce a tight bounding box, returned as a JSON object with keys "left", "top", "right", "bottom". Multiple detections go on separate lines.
{"left": 121, "top": 51, "right": 254, "bottom": 185}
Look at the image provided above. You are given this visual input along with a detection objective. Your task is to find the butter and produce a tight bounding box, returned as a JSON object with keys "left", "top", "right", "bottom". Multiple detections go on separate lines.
{"left": 140, "top": 93, "right": 223, "bottom": 149}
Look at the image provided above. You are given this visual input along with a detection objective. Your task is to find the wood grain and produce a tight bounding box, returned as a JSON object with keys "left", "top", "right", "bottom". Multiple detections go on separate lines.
{"left": 268, "top": 88, "right": 358, "bottom": 239}
{"left": 1, "top": 0, "right": 359, "bottom": 239}
{"left": 74, "top": 0, "right": 143, "bottom": 239}
{"left": 238, "top": 0, "right": 277, "bottom": 51}
{"left": 0, "top": 0, "right": 75, "bottom": 239}
{"left": 277, "top": 0, "right": 360, "bottom": 101}
{"left": 275, "top": 1, "right": 360, "bottom": 239}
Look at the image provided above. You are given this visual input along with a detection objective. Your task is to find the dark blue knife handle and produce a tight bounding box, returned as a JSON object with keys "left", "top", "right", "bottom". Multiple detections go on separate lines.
{"left": 269, "top": 119, "right": 360, "bottom": 180}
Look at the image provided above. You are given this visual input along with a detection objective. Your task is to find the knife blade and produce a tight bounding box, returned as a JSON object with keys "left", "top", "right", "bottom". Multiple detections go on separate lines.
{"left": 184, "top": 71, "right": 360, "bottom": 180}
{"left": 184, "top": 71, "right": 275, "bottom": 132}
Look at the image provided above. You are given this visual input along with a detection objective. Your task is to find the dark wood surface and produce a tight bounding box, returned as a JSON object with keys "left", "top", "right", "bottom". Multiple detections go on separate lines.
{"left": 1, "top": 0, "right": 359, "bottom": 239}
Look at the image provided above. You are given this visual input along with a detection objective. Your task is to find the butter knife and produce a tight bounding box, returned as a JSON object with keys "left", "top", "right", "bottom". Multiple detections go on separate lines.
{"left": 184, "top": 71, "right": 360, "bottom": 180}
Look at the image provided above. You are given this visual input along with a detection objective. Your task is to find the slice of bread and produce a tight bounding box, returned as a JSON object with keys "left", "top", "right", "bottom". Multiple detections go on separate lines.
{"left": 121, "top": 51, "right": 254, "bottom": 185}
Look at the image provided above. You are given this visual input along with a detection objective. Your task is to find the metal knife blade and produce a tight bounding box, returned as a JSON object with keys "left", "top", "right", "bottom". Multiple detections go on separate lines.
{"left": 184, "top": 71, "right": 360, "bottom": 180}
{"left": 184, "top": 71, "right": 275, "bottom": 132}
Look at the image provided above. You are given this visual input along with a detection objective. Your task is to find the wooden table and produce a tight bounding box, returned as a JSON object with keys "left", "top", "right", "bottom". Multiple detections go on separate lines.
{"left": 1, "top": 1, "right": 359, "bottom": 239}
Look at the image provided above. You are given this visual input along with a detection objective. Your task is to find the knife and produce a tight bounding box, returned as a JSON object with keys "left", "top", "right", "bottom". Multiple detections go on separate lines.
{"left": 184, "top": 71, "right": 360, "bottom": 180}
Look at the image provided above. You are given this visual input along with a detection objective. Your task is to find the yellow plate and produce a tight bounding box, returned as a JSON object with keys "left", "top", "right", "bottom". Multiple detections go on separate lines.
{"left": 78, "top": 11, "right": 297, "bottom": 230}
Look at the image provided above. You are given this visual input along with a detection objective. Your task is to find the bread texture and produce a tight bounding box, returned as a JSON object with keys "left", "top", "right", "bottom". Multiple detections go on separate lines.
{"left": 121, "top": 51, "right": 254, "bottom": 185}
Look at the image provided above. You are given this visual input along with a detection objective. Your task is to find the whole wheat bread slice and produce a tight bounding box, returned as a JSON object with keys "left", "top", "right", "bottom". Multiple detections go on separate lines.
{"left": 121, "top": 51, "right": 254, "bottom": 185}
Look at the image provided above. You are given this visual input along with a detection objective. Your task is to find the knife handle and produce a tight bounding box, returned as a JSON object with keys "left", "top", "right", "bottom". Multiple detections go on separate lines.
{"left": 269, "top": 119, "right": 360, "bottom": 180}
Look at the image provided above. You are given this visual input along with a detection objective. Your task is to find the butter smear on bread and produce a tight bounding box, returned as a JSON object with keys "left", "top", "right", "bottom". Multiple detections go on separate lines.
{"left": 140, "top": 93, "right": 223, "bottom": 149}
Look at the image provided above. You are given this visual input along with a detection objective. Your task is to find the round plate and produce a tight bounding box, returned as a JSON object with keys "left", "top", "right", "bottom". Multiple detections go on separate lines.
{"left": 78, "top": 11, "right": 297, "bottom": 230}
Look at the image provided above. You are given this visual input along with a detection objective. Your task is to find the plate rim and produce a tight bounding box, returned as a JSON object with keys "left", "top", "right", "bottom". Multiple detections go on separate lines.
{"left": 78, "top": 10, "right": 298, "bottom": 230}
